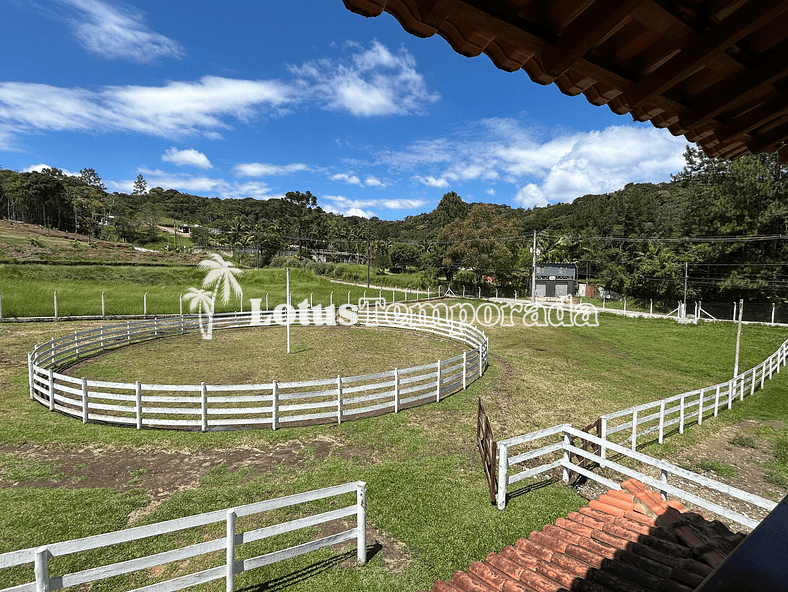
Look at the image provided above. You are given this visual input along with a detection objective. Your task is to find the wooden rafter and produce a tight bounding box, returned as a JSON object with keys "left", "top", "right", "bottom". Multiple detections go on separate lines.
{"left": 343, "top": 0, "right": 788, "bottom": 163}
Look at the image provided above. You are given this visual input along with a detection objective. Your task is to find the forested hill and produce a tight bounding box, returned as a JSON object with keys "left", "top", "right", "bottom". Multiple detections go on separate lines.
{"left": 1, "top": 146, "right": 787, "bottom": 302}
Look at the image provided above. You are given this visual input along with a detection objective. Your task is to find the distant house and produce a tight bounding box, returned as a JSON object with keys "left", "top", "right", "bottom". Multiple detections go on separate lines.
{"left": 534, "top": 263, "right": 576, "bottom": 298}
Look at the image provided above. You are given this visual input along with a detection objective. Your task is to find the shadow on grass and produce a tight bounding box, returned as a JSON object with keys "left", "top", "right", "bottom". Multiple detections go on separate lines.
{"left": 237, "top": 542, "right": 382, "bottom": 592}
{"left": 506, "top": 475, "right": 560, "bottom": 503}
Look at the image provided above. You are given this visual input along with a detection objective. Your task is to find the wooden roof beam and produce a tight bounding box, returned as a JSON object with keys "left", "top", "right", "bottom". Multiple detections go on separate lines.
{"left": 626, "top": 0, "right": 788, "bottom": 108}
{"left": 716, "top": 90, "right": 788, "bottom": 143}
{"left": 748, "top": 119, "right": 788, "bottom": 153}
{"left": 541, "top": 0, "right": 645, "bottom": 77}
{"left": 416, "top": 0, "right": 457, "bottom": 29}
{"left": 682, "top": 42, "right": 788, "bottom": 130}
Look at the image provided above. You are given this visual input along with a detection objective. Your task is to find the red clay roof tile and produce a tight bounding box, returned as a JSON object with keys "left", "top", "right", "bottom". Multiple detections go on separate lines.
{"left": 420, "top": 481, "right": 746, "bottom": 592}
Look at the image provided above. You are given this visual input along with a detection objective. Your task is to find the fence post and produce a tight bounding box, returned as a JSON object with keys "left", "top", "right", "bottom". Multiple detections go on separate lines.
{"left": 102, "top": 292, "right": 105, "bottom": 317}
{"left": 179, "top": 294, "right": 183, "bottom": 316}
{"left": 496, "top": 442, "right": 508, "bottom": 510}
{"left": 127, "top": 320, "right": 131, "bottom": 342}
{"left": 751, "top": 369, "right": 757, "bottom": 396}
{"left": 201, "top": 382, "right": 207, "bottom": 432}
{"left": 136, "top": 381, "right": 142, "bottom": 429}
{"left": 35, "top": 546, "right": 50, "bottom": 592}
{"left": 728, "top": 379, "right": 734, "bottom": 410}
{"left": 48, "top": 369, "right": 54, "bottom": 411}
{"left": 658, "top": 400, "right": 665, "bottom": 443}
{"left": 54, "top": 291, "right": 58, "bottom": 320}
{"left": 357, "top": 482, "right": 367, "bottom": 565}
{"left": 226, "top": 509, "right": 236, "bottom": 592}
{"left": 772, "top": 303, "right": 776, "bottom": 325}
{"left": 28, "top": 352, "right": 34, "bottom": 400}
{"left": 81, "top": 377, "right": 89, "bottom": 423}
{"left": 266, "top": 293, "right": 269, "bottom": 311}
{"left": 74, "top": 331, "right": 79, "bottom": 355}
{"left": 100, "top": 326, "right": 104, "bottom": 348}
{"left": 436, "top": 360, "right": 441, "bottom": 402}
{"left": 428, "top": 288, "right": 431, "bottom": 299}
{"left": 272, "top": 380, "right": 278, "bottom": 430}
{"left": 714, "top": 384, "right": 720, "bottom": 417}
{"left": 631, "top": 408, "right": 638, "bottom": 451}
{"left": 600, "top": 416, "right": 607, "bottom": 466}
{"left": 659, "top": 468, "right": 668, "bottom": 500}
{"left": 679, "top": 393, "right": 685, "bottom": 434}
{"left": 698, "top": 390, "right": 704, "bottom": 425}
{"left": 562, "top": 432, "right": 570, "bottom": 483}
{"left": 650, "top": 299, "right": 653, "bottom": 315}
{"left": 144, "top": 292, "right": 148, "bottom": 316}
{"left": 623, "top": 297, "right": 627, "bottom": 313}
{"left": 392, "top": 289, "right": 395, "bottom": 302}
{"left": 394, "top": 368, "right": 399, "bottom": 413}
{"left": 348, "top": 291, "right": 351, "bottom": 305}
{"left": 462, "top": 352, "right": 467, "bottom": 390}
{"left": 761, "top": 361, "right": 766, "bottom": 390}
{"left": 337, "top": 375, "right": 342, "bottom": 425}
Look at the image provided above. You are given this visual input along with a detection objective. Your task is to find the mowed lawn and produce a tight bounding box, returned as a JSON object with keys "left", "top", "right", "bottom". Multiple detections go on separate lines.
{"left": 1, "top": 293, "right": 787, "bottom": 591}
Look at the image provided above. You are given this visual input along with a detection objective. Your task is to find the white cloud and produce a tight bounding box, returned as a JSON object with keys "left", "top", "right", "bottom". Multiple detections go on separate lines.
{"left": 486, "top": 188, "right": 495, "bottom": 196}
{"left": 162, "top": 148, "right": 212, "bottom": 169}
{"left": 121, "top": 168, "right": 282, "bottom": 200}
{"left": 365, "top": 175, "right": 385, "bottom": 187}
{"left": 320, "top": 195, "right": 376, "bottom": 218}
{"left": 382, "top": 198, "right": 425, "bottom": 209}
{"left": 414, "top": 175, "right": 450, "bottom": 189}
{"left": 23, "top": 163, "right": 81, "bottom": 177}
{"left": 289, "top": 40, "right": 440, "bottom": 116}
{"left": 0, "top": 76, "right": 294, "bottom": 141}
{"left": 318, "top": 194, "right": 425, "bottom": 218}
{"left": 330, "top": 172, "right": 363, "bottom": 186}
{"left": 514, "top": 184, "right": 550, "bottom": 209}
{"left": 232, "top": 162, "right": 310, "bottom": 177}
{"left": 52, "top": 0, "right": 185, "bottom": 63}
{"left": 383, "top": 120, "right": 687, "bottom": 205}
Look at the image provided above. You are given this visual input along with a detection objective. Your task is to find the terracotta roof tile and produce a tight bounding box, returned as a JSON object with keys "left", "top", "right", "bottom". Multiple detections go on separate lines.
{"left": 422, "top": 482, "right": 747, "bottom": 592}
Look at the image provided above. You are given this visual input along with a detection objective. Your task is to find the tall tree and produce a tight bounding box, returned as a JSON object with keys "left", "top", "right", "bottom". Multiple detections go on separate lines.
{"left": 132, "top": 174, "right": 147, "bottom": 195}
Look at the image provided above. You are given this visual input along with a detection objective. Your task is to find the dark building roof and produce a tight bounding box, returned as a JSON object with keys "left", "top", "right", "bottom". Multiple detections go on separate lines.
{"left": 419, "top": 478, "right": 747, "bottom": 592}
{"left": 343, "top": 0, "right": 788, "bottom": 164}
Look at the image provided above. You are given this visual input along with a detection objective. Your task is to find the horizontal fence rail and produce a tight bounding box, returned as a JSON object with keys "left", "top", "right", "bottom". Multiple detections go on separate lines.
{"left": 27, "top": 308, "right": 489, "bottom": 432}
{"left": 599, "top": 339, "right": 788, "bottom": 452}
{"left": 0, "top": 481, "right": 367, "bottom": 592}
{"left": 495, "top": 426, "right": 776, "bottom": 529}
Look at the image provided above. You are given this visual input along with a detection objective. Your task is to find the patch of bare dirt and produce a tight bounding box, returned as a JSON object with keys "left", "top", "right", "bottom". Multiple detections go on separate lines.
{"left": 316, "top": 518, "right": 411, "bottom": 572}
{"left": 0, "top": 437, "right": 357, "bottom": 500}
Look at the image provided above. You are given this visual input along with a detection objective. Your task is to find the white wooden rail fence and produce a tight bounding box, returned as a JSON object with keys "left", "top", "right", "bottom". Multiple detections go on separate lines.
{"left": 597, "top": 338, "right": 788, "bottom": 455}
{"left": 27, "top": 308, "right": 488, "bottom": 431}
{"left": 0, "top": 481, "right": 367, "bottom": 592}
{"left": 495, "top": 425, "right": 776, "bottom": 529}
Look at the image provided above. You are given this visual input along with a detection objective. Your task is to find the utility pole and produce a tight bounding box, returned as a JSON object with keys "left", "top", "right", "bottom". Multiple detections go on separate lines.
{"left": 733, "top": 299, "right": 744, "bottom": 377}
{"left": 683, "top": 262, "right": 688, "bottom": 318}
{"left": 531, "top": 230, "right": 537, "bottom": 303}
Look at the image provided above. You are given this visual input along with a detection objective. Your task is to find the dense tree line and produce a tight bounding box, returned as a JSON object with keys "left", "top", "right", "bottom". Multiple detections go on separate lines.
{"left": 2, "top": 147, "right": 787, "bottom": 302}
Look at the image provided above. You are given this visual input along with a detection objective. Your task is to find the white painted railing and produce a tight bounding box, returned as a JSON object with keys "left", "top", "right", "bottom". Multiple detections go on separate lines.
{"left": 495, "top": 425, "right": 776, "bottom": 529}
{"left": 27, "top": 308, "right": 488, "bottom": 431}
{"left": 0, "top": 481, "right": 367, "bottom": 592}
{"left": 598, "top": 339, "right": 788, "bottom": 453}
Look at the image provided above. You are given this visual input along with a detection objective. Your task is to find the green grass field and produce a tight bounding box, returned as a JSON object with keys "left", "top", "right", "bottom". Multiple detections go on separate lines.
{"left": 1, "top": 275, "right": 787, "bottom": 591}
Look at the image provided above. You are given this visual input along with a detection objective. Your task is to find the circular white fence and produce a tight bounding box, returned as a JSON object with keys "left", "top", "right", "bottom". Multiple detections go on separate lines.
{"left": 27, "top": 307, "right": 489, "bottom": 431}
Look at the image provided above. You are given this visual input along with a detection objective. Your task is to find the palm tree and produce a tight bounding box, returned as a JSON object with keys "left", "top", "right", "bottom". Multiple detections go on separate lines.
{"left": 199, "top": 253, "right": 244, "bottom": 308}
{"left": 182, "top": 287, "right": 214, "bottom": 339}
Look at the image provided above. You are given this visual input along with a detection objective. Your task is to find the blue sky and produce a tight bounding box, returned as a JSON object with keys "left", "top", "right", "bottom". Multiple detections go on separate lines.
{"left": 0, "top": 0, "right": 690, "bottom": 220}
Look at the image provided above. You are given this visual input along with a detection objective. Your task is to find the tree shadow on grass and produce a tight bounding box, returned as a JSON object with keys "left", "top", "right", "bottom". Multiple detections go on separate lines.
{"left": 237, "top": 541, "right": 382, "bottom": 592}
